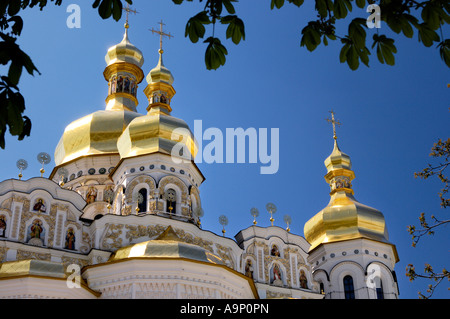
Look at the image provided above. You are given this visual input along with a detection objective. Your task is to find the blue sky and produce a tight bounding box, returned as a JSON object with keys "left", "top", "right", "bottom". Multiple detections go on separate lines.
{"left": 0, "top": 1, "right": 449, "bottom": 298}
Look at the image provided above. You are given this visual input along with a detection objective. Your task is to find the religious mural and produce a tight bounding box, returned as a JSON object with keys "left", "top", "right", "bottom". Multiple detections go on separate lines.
{"left": 65, "top": 227, "right": 76, "bottom": 250}
{"left": 300, "top": 270, "right": 308, "bottom": 289}
{"left": 271, "top": 264, "right": 283, "bottom": 286}
{"left": 86, "top": 187, "right": 98, "bottom": 205}
{"left": 270, "top": 244, "right": 280, "bottom": 257}
{"left": 0, "top": 215, "right": 6, "bottom": 238}
{"left": 27, "top": 219, "right": 45, "bottom": 246}
{"left": 109, "top": 75, "right": 137, "bottom": 97}
{"left": 33, "top": 198, "right": 46, "bottom": 213}
{"left": 245, "top": 259, "right": 254, "bottom": 279}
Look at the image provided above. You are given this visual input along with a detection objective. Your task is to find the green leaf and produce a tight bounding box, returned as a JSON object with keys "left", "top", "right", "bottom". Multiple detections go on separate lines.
{"left": 438, "top": 39, "right": 450, "bottom": 68}
{"left": 185, "top": 11, "right": 210, "bottom": 43}
{"left": 288, "top": 0, "right": 304, "bottom": 7}
{"left": 271, "top": 0, "right": 285, "bottom": 10}
{"left": 8, "top": 16, "right": 24, "bottom": 36}
{"left": 334, "top": 0, "right": 352, "bottom": 19}
{"left": 422, "top": 3, "right": 441, "bottom": 30}
{"left": 348, "top": 18, "right": 367, "bottom": 50}
{"left": 221, "top": 15, "right": 245, "bottom": 45}
{"left": 97, "top": 0, "right": 113, "bottom": 20}
{"left": 7, "top": 0, "right": 21, "bottom": 16}
{"left": 355, "top": 0, "right": 365, "bottom": 9}
{"left": 204, "top": 37, "right": 228, "bottom": 70}
{"left": 347, "top": 45, "right": 359, "bottom": 70}
{"left": 373, "top": 34, "right": 397, "bottom": 66}
{"left": 418, "top": 23, "right": 440, "bottom": 47}
{"left": 315, "top": 0, "right": 328, "bottom": 18}
{"left": 300, "top": 23, "right": 322, "bottom": 52}
{"left": 223, "top": 0, "right": 236, "bottom": 14}
{"left": 400, "top": 16, "right": 414, "bottom": 38}
{"left": 112, "top": 0, "right": 123, "bottom": 22}
{"left": 8, "top": 60, "right": 22, "bottom": 86}
{"left": 19, "top": 116, "right": 31, "bottom": 141}
{"left": 339, "top": 42, "right": 350, "bottom": 63}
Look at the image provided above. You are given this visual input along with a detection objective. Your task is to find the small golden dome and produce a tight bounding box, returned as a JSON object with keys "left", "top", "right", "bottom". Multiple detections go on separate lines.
{"left": 146, "top": 52, "right": 174, "bottom": 85}
{"left": 304, "top": 139, "right": 398, "bottom": 261}
{"left": 54, "top": 29, "right": 146, "bottom": 167}
{"left": 105, "top": 30, "right": 144, "bottom": 69}
{"left": 55, "top": 110, "right": 142, "bottom": 166}
{"left": 0, "top": 259, "right": 66, "bottom": 279}
{"left": 108, "top": 226, "right": 224, "bottom": 265}
{"left": 117, "top": 109, "right": 198, "bottom": 161}
{"left": 117, "top": 49, "right": 197, "bottom": 161}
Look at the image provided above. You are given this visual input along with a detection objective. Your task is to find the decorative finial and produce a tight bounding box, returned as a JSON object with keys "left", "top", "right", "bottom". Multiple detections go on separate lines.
{"left": 123, "top": 3, "right": 138, "bottom": 32}
{"left": 326, "top": 110, "right": 341, "bottom": 140}
{"left": 194, "top": 207, "right": 204, "bottom": 228}
{"left": 219, "top": 215, "right": 229, "bottom": 237}
{"left": 250, "top": 207, "right": 259, "bottom": 225}
{"left": 132, "top": 191, "right": 144, "bottom": 215}
{"left": 150, "top": 20, "right": 174, "bottom": 54}
{"left": 284, "top": 214, "right": 292, "bottom": 232}
{"left": 57, "top": 167, "right": 68, "bottom": 186}
{"left": 266, "top": 203, "right": 277, "bottom": 226}
{"left": 164, "top": 189, "right": 176, "bottom": 217}
{"left": 37, "top": 152, "right": 51, "bottom": 177}
{"left": 16, "top": 159, "right": 28, "bottom": 180}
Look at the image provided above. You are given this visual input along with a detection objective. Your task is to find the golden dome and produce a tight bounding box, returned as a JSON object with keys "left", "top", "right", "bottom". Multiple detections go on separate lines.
{"left": 117, "top": 50, "right": 197, "bottom": 161}
{"left": 54, "top": 28, "right": 146, "bottom": 166}
{"left": 146, "top": 51, "right": 174, "bottom": 85}
{"left": 0, "top": 259, "right": 66, "bottom": 279}
{"left": 105, "top": 29, "right": 144, "bottom": 69}
{"left": 108, "top": 226, "right": 224, "bottom": 265}
{"left": 55, "top": 110, "right": 142, "bottom": 166}
{"left": 304, "top": 139, "right": 398, "bottom": 261}
{"left": 117, "top": 108, "right": 197, "bottom": 160}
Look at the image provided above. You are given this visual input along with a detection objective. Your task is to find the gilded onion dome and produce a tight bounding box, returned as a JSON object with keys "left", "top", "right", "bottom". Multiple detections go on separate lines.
{"left": 108, "top": 226, "right": 224, "bottom": 265}
{"left": 105, "top": 28, "right": 144, "bottom": 69}
{"left": 304, "top": 138, "right": 398, "bottom": 261}
{"left": 54, "top": 26, "right": 144, "bottom": 166}
{"left": 117, "top": 50, "right": 197, "bottom": 160}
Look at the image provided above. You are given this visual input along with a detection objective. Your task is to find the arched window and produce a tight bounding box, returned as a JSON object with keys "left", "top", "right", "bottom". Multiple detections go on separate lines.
{"left": 319, "top": 282, "right": 325, "bottom": 295}
{"left": 138, "top": 188, "right": 147, "bottom": 213}
{"left": 376, "top": 278, "right": 384, "bottom": 299}
{"left": 117, "top": 76, "right": 123, "bottom": 92}
{"left": 270, "top": 244, "right": 280, "bottom": 257}
{"left": 343, "top": 275, "right": 355, "bottom": 299}
{"left": 124, "top": 77, "right": 130, "bottom": 93}
{"left": 165, "top": 188, "right": 177, "bottom": 214}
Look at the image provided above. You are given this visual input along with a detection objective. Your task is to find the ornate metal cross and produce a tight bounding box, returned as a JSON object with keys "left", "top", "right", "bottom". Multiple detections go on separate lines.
{"left": 123, "top": 3, "right": 138, "bottom": 28}
{"left": 326, "top": 110, "right": 341, "bottom": 140}
{"left": 150, "top": 20, "right": 174, "bottom": 53}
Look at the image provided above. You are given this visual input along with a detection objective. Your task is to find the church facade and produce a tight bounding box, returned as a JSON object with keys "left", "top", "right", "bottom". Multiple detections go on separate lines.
{"left": 0, "top": 23, "right": 400, "bottom": 299}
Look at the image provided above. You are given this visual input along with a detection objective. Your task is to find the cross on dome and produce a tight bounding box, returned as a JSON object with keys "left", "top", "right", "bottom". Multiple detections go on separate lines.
{"left": 150, "top": 20, "right": 174, "bottom": 54}
{"left": 123, "top": 3, "right": 138, "bottom": 31}
{"left": 326, "top": 110, "right": 341, "bottom": 140}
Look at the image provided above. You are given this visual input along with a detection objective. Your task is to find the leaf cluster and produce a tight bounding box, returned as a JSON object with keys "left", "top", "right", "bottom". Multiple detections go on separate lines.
{"left": 174, "top": 0, "right": 245, "bottom": 70}
{"left": 407, "top": 133, "right": 450, "bottom": 298}
{"left": 299, "top": 0, "right": 450, "bottom": 70}
{"left": 177, "top": 1, "right": 450, "bottom": 71}
{"left": 406, "top": 263, "right": 449, "bottom": 299}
